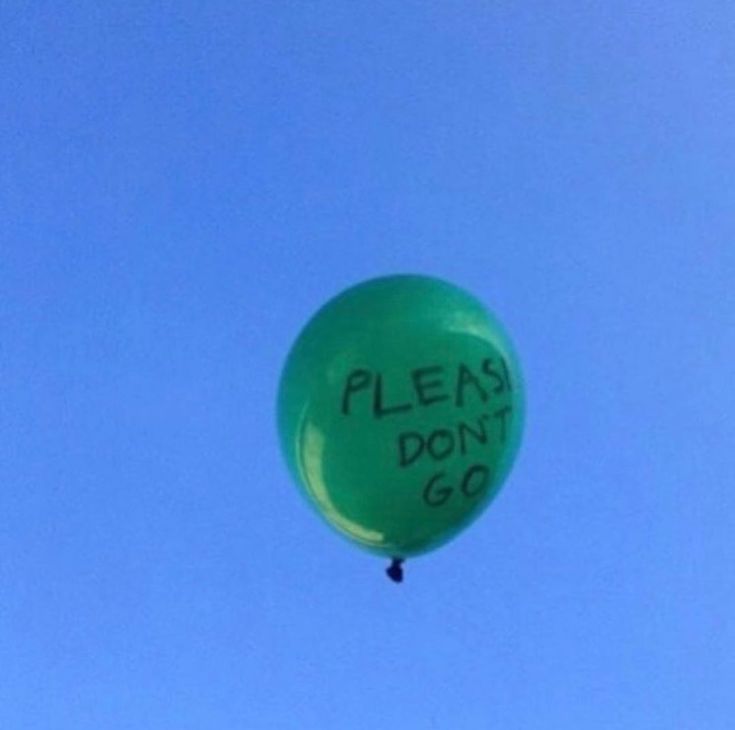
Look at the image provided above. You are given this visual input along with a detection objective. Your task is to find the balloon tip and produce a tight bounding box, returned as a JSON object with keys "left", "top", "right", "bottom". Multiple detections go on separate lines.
{"left": 386, "top": 558, "right": 405, "bottom": 583}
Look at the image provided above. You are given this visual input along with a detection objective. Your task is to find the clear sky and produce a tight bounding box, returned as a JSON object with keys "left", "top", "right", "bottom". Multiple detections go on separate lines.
{"left": 2, "top": 3, "right": 734, "bottom": 728}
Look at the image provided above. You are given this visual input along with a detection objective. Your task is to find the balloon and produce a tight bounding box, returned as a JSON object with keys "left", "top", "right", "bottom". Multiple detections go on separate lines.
{"left": 277, "top": 275, "right": 524, "bottom": 564}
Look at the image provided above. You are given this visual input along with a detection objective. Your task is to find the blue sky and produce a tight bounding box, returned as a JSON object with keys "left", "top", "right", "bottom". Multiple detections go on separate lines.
{"left": 2, "top": 2, "right": 734, "bottom": 728}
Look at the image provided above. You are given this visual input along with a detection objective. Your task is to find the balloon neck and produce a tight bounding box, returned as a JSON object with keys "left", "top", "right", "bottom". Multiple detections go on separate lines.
{"left": 386, "top": 558, "right": 405, "bottom": 583}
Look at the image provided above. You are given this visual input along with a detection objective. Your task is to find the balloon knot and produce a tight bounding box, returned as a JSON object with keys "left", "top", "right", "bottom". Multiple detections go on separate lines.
{"left": 386, "top": 558, "right": 405, "bottom": 583}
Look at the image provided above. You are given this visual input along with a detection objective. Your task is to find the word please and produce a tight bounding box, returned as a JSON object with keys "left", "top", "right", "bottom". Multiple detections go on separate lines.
{"left": 341, "top": 358, "right": 512, "bottom": 418}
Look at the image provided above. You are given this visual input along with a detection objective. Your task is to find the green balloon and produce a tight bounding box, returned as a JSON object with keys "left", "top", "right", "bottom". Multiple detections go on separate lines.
{"left": 277, "top": 275, "right": 524, "bottom": 559}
